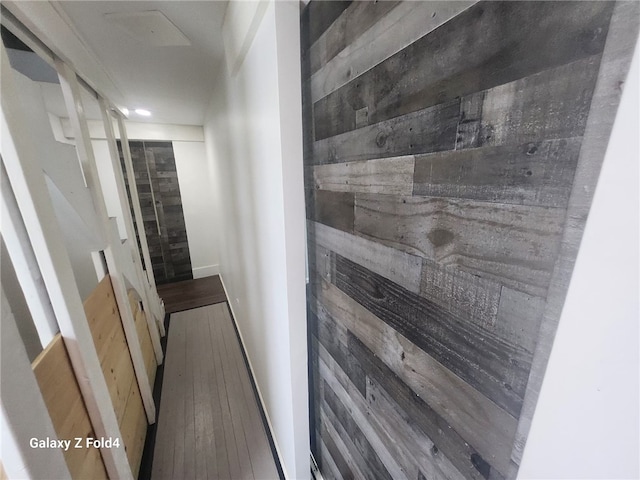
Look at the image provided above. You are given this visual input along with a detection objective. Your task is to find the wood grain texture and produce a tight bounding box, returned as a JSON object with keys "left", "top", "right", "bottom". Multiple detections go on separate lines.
{"left": 309, "top": 1, "right": 400, "bottom": 76}
{"left": 507, "top": 2, "right": 640, "bottom": 472}
{"left": 323, "top": 379, "right": 395, "bottom": 480}
{"left": 302, "top": 1, "right": 628, "bottom": 479}
{"left": 312, "top": 155, "right": 415, "bottom": 195}
{"left": 413, "top": 139, "right": 582, "bottom": 207}
{"left": 84, "top": 276, "right": 134, "bottom": 423}
{"left": 316, "top": 278, "right": 517, "bottom": 475}
{"left": 334, "top": 254, "right": 529, "bottom": 418}
{"left": 457, "top": 56, "right": 602, "bottom": 150}
{"left": 313, "top": 1, "right": 613, "bottom": 141}
{"left": 348, "top": 333, "right": 506, "bottom": 480}
{"left": 312, "top": 190, "right": 355, "bottom": 233}
{"left": 311, "top": 99, "right": 460, "bottom": 165}
{"left": 309, "top": 220, "right": 422, "bottom": 293}
{"left": 354, "top": 193, "right": 565, "bottom": 296}
{"left": 304, "top": 1, "right": 352, "bottom": 50}
{"left": 83, "top": 276, "right": 146, "bottom": 474}
{"left": 317, "top": 344, "right": 409, "bottom": 480}
{"left": 151, "top": 304, "right": 278, "bottom": 479}
{"left": 310, "top": 1, "right": 477, "bottom": 102}
{"left": 32, "top": 334, "right": 109, "bottom": 480}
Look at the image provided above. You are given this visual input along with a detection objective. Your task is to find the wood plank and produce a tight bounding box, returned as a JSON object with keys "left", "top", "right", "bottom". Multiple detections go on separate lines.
{"left": 84, "top": 276, "right": 136, "bottom": 423}
{"left": 320, "top": 406, "right": 368, "bottom": 480}
{"left": 334, "top": 254, "right": 530, "bottom": 418}
{"left": 420, "top": 257, "right": 500, "bottom": 331}
{"left": 183, "top": 318, "right": 197, "bottom": 479}
{"left": 457, "top": 56, "right": 602, "bottom": 150}
{"left": 312, "top": 190, "right": 355, "bottom": 233}
{"left": 413, "top": 138, "right": 582, "bottom": 208}
{"left": 349, "top": 332, "right": 506, "bottom": 480}
{"left": 319, "top": 342, "right": 463, "bottom": 480}
{"left": 310, "top": 1, "right": 476, "bottom": 103}
{"left": 365, "top": 376, "right": 469, "bottom": 480}
{"left": 152, "top": 311, "right": 187, "bottom": 479}
{"left": 309, "top": 1, "right": 400, "bottom": 76}
{"left": 157, "top": 275, "right": 227, "bottom": 314}
{"left": 316, "top": 279, "right": 517, "bottom": 475}
{"left": 192, "top": 311, "right": 211, "bottom": 479}
{"left": 322, "top": 380, "right": 396, "bottom": 480}
{"left": 320, "top": 409, "right": 356, "bottom": 480}
{"left": 209, "top": 310, "right": 243, "bottom": 479}
{"left": 354, "top": 193, "right": 565, "bottom": 297}
{"left": 312, "top": 155, "right": 414, "bottom": 195}
{"left": 219, "top": 304, "right": 280, "bottom": 480}
{"left": 311, "top": 99, "right": 459, "bottom": 165}
{"left": 309, "top": 220, "right": 422, "bottom": 293}
{"left": 32, "top": 334, "right": 108, "bottom": 480}
{"left": 319, "top": 438, "right": 342, "bottom": 480}
{"left": 319, "top": 347, "right": 421, "bottom": 480}
{"left": 313, "top": 1, "right": 613, "bottom": 141}
{"left": 305, "top": 1, "right": 352, "bottom": 50}
{"left": 318, "top": 356, "right": 412, "bottom": 480}
{"left": 508, "top": 2, "right": 640, "bottom": 472}
{"left": 310, "top": 305, "right": 366, "bottom": 397}
{"left": 120, "top": 378, "right": 147, "bottom": 477}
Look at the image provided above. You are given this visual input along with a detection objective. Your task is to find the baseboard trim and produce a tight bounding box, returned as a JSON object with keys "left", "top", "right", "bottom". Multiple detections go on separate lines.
{"left": 219, "top": 274, "right": 288, "bottom": 480}
{"left": 192, "top": 264, "right": 219, "bottom": 279}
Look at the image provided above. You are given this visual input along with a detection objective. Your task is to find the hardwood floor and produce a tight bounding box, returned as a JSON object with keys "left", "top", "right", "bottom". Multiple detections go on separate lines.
{"left": 157, "top": 275, "right": 227, "bottom": 313}
{"left": 151, "top": 303, "right": 280, "bottom": 480}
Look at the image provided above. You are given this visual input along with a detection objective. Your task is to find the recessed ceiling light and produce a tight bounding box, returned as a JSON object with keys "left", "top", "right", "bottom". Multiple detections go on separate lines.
{"left": 121, "top": 107, "right": 130, "bottom": 116}
{"left": 135, "top": 108, "right": 151, "bottom": 117}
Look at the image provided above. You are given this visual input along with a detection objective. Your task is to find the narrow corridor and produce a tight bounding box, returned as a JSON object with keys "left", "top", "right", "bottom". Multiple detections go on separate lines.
{"left": 150, "top": 300, "right": 279, "bottom": 479}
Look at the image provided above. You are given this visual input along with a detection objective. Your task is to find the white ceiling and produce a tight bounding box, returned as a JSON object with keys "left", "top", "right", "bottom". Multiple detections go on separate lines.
{"left": 58, "top": 1, "right": 229, "bottom": 126}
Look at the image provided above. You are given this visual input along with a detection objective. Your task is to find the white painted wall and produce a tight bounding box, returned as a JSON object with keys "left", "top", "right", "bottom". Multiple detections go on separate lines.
{"left": 172, "top": 141, "right": 219, "bottom": 278}
{"left": 203, "top": 1, "right": 309, "bottom": 478}
{"left": 518, "top": 38, "right": 639, "bottom": 479}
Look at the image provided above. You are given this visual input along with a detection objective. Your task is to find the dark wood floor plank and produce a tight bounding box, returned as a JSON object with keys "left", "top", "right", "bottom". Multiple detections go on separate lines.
{"left": 313, "top": 1, "right": 613, "bottom": 141}
{"left": 216, "top": 307, "right": 255, "bottom": 480}
{"left": 334, "top": 254, "right": 530, "bottom": 418}
{"left": 151, "top": 304, "right": 277, "bottom": 479}
{"left": 183, "top": 318, "right": 196, "bottom": 479}
{"left": 210, "top": 311, "right": 243, "bottom": 479}
{"left": 413, "top": 138, "right": 582, "bottom": 208}
{"left": 157, "top": 275, "right": 227, "bottom": 314}
{"left": 354, "top": 193, "right": 565, "bottom": 297}
{"left": 311, "top": 99, "right": 459, "bottom": 165}
{"left": 205, "top": 309, "right": 231, "bottom": 479}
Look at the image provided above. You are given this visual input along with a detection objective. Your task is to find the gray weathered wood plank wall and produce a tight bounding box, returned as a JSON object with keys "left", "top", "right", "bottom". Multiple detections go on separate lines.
{"left": 119, "top": 141, "right": 193, "bottom": 285}
{"left": 301, "top": 2, "right": 638, "bottom": 479}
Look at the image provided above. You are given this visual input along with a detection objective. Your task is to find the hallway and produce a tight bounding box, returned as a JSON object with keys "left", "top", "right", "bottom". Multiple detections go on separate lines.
{"left": 151, "top": 301, "right": 280, "bottom": 480}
